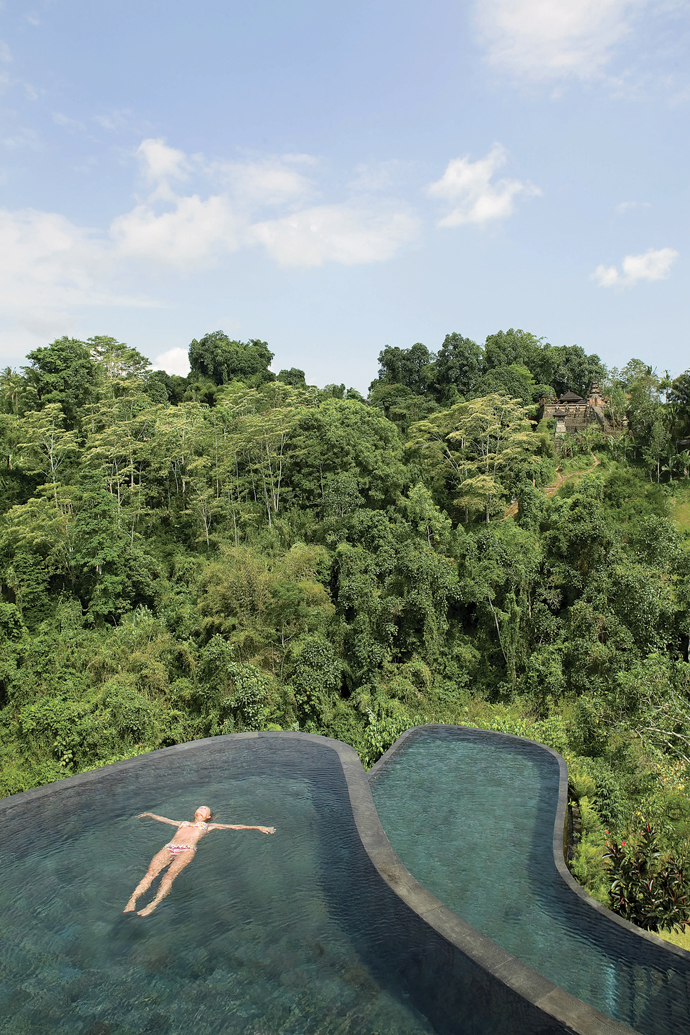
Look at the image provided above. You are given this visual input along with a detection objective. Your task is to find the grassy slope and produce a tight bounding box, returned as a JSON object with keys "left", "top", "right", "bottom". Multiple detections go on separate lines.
{"left": 670, "top": 481, "right": 690, "bottom": 531}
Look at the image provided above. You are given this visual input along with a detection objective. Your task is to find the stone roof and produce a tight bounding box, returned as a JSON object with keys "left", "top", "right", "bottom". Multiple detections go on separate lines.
{"left": 559, "top": 391, "right": 585, "bottom": 403}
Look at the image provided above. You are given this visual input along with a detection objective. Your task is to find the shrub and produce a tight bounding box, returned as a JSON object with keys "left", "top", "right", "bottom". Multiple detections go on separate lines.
{"left": 605, "top": 824, "right": 690, "bottom": 934}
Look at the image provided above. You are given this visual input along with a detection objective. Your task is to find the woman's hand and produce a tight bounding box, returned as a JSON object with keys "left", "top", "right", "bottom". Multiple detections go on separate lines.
{"left": 259, "top": 826, "right": 276, "bottom": 834}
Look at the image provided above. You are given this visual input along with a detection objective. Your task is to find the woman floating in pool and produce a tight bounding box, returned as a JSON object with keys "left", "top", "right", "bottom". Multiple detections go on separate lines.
{"left": 124, "top": 805, "right": 276, "bottom": 916}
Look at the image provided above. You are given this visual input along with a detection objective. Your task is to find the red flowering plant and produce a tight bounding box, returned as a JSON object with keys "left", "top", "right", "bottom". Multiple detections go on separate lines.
{"left": 604, "top": 823, "right": 690, "bottom": 934}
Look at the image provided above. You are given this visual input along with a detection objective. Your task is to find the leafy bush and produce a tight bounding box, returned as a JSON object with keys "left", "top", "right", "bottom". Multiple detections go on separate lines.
{"left": 605, "top": 824, "right": 690, "bottom": 934}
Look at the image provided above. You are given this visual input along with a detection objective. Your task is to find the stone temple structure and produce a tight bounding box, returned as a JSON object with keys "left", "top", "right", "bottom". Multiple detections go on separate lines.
{"left": 539, "top": 381, "right": 624, "bottom": 436}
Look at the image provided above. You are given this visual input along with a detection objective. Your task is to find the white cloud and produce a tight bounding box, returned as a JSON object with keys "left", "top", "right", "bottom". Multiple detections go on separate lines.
{"left": 111, "top": 193, "right": 240, "bottom": 266}
{"left": 249, "top": 203, "right": 420, "bottom": 267}
{"left": 152, "top": 347, "right": 190, "bottom": 377}
{"left": 0, "top": 139, "right": 426, "bottom": 349}
{"left": 593, "top": 247, "right": 679, "bottom": 286}
{"left": 137, "top": 138, "right": 190, "bottom": 185}
{"left": 211, "top": 156, "right": 313, "bottom": 208}
{"left": 474, "top": 0, "right": 641, "bottom": 81}
{"left": 428, "top": 144, "right": 540, "bottom": 226}
{"left": 0, "top": 207, "right": 154, "bottom": 324}
{"left": 116, "top": 140, "right": 419, "bottom": 268}
{"left": 593, "top": 263, "right": 620, "bottom": 287}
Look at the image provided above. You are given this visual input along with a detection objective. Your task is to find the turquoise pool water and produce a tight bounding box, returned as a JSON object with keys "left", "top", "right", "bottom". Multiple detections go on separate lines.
{"left": 0, "top": 740, "right": 435, "bottom": 1035}
{"left": 370, "top": 727, "right": 690, "bottom": 1035}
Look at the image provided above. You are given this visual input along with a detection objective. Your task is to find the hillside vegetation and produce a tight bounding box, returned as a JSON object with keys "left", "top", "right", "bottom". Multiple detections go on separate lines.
{"left": 3, "top": 327, "right": 690, "bottom": 932}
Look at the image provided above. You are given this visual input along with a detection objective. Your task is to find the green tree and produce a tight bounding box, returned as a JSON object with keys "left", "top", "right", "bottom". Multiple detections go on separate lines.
{"left": 484, "top": 328, "right": 541, "bottom": 371}
{"left": 473, "top": 364, "right": 538, "bottom": 406}
{"left": 434, "top": 332, "right": 482, "bottom": 402}
{"left": 189, "top": 331, "right": 275, "bottom": 387}
{"left": 368, "top": 382, "right": 438, "bottom": 437}
{"left": 289, "top": 399, "right": 406, "bottom": 510}
{"left": 16, "top": 404, "right": 79, "bottom": 507}
{"left": 277, "top": 368, "right": 306, "bottom": 387}
{"left": 539, "top": 344, "right": 604, "bottom": 398}
{"left": 407, "top": 393, "right": 538, "bottom": 521}
{"left": 90, "top": 336, "right": 152, "bottom": 399}
{"left": 0, "top": 368, "right": 38, "bottom": 416}
{"left": 369, "top": 342, "right": 435, "bottom": 396}
{"left": 22, "top": 337, "right": 98, "bottom": 427}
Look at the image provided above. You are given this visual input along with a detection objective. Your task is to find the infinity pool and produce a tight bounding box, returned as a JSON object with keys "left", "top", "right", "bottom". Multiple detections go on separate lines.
{"left": 0, "top": 736, "right": 435, "bottom": 1035}
{"left": 370, "top": 726, "right": 690, "bottom": 1035}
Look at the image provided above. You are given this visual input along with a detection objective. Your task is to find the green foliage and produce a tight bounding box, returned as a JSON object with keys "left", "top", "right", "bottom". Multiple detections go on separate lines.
{"left": 189, "top": 332, "right": 275, "bottom": 387}
{"left": 289, "top": 398, "right": 406, "bottom": 508}
{"left": 3, "top": 326, "right": 690, "bottom": 935}
{"left": 370, "top": 342, "right": 436, "bottom": 396}
{"left": 434, "top": 332, "right": 482, "bottom": 402}
{"left": 606, "top": 825, "right": 690, "bottom": 933}
{"left": 22, "top": 337, "right": 98, "bottom": 427}
{"left": 277, "top": 368, "right": 307, "bottom": 387}
{"left": 473, "top": 364, "right": 537, "bottom": 406}
{"left": 569, "top": 795, "right": 610, "bottom": 905}
{"left": 362, "top": 712, "right": 418, "bottom": 769}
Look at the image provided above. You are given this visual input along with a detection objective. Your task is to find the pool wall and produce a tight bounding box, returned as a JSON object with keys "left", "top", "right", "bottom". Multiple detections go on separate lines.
{"left": 369, "top": 725, "right": 690, "bottom": 1034}
{"left": 1, "top": 730, "right": 640, "bottom": 1035}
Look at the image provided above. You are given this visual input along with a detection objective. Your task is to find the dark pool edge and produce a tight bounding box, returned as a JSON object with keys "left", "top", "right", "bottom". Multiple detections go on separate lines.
{"left": 0, "top": 731, "right": 640, "bottom": 1034}
{"left": 370, "top": 723, "right": 690, "bottom": 966}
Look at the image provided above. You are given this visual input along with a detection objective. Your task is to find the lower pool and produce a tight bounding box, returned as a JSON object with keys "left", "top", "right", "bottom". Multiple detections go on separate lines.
{"left": 0, "top": 735, "right": 435, "bottom": 1035}
{"left": 370, "top": 726, "right": 690, "bottom": 1035}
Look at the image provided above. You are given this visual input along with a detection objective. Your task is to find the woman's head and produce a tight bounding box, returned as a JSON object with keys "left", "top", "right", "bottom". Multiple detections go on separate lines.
{"left": 195, "top": 805, "right": 212, "bottom": 821}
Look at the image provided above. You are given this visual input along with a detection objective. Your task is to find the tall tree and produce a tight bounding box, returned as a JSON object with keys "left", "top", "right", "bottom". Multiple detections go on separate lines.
{"left": 90, "top": 336, "right": 152, "bottom": 399}
{"left": 289, "top": 398, "right": 407, "bottom": 509}
{"left": 188, "top": 332, "right": 275, "bottom": 387}
{"left": 407, "top": 393, "right": 539, "bottom": 522}
{"left": 434, "top": 332, "right": 482, "bottom": 402}
{"left": 369, "top": 343, "right": 436, "bottom": 396}
{"left": 16, "top": 404, "right": 79, "bottom": 508}
{"left": 22, "top": 338, "right": 98, "bottom": 427}
{"left": 483, "top": 329, "right": 543, "bottom": 372}
{"left": 472, "top": 363, "right": 537, "bottom": 406}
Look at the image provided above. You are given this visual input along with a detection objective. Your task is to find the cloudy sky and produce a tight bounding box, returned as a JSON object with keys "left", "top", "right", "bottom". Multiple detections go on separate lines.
{"left": 0, "top": 0, "right": 688, "bottom": 389}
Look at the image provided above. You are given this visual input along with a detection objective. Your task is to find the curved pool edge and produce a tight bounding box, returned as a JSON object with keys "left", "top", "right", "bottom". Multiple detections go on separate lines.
{"left": 0, "top": 731, "right": 638, "bottom": 1035}
{"left": 370, "top": 723, "right": 690, "bottom": 968}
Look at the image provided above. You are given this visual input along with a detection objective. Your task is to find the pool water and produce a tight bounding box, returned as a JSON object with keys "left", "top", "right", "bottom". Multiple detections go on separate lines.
{"left": 370, "top": 727, "right": 690, "bottom": 1035}
{"left": 0, "top": 738, "right": 435, "bottom": 1035}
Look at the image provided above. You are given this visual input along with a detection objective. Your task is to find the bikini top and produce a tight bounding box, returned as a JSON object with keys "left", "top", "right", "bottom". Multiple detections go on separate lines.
{"left": 179, "top": 820, "right": 209, "bottom": 830}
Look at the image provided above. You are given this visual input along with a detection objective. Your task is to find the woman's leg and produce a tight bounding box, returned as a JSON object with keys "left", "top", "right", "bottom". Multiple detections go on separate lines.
{"left": 136, "top": 850, "right": 195, "bottom": 916}
{"left": 124, "top": 847, "right": 172, "bottom": 912}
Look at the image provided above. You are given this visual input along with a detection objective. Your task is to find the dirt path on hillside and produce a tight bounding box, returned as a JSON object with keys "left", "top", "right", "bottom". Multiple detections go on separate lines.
{"left": 503, "top": 453, "right": 601, "bottom": 519}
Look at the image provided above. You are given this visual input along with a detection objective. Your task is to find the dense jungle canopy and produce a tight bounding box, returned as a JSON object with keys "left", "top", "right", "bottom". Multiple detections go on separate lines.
{"left": 4, "top": 327, "right": 690, "bottom": 930}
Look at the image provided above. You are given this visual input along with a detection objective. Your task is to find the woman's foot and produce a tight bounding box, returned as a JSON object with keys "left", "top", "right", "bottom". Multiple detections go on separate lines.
{"left": 137, "top": 902, "right": 157, "bottom": 917}
{"left": 123, "top": 899, "right": 137, "bottom": 913}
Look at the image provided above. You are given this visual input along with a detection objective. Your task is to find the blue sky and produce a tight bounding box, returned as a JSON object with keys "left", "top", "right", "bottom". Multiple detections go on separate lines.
{"left": 0, "top": 0, "right": 688, "bottom": 391}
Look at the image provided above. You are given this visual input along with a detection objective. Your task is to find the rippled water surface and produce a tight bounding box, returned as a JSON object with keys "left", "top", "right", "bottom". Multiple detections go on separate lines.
{"left": 370, "top": 728, "right": 690, "bottom": 1035}
{"left": 0, "top": 742, "right": 434, "bottom": 1035}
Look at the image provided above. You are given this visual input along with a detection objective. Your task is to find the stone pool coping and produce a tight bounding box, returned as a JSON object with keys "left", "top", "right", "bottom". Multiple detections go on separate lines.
{"left": 0, "top": 727, "right": 679, "bottom": 1035}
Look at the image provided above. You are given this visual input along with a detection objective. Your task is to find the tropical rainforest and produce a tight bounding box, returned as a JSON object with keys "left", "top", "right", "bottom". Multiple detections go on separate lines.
{"left": 2, "top": 328, "right": 690, "bottom": 933}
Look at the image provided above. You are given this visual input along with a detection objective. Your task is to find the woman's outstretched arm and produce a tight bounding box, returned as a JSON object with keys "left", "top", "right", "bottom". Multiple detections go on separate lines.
{"left": 209, "top": 823, "right": 276, "bottom": 834}
{"left": 137, "top": 812, "right": 182, "bottom": 826}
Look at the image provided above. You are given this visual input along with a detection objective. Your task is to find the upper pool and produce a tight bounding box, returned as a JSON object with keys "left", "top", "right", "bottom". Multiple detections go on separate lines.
{"left": 370, "top": 725, "right": 690, "bottom": 1035}
{"left": 0, "top": 734, "right": 437, "bottom": 1035}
